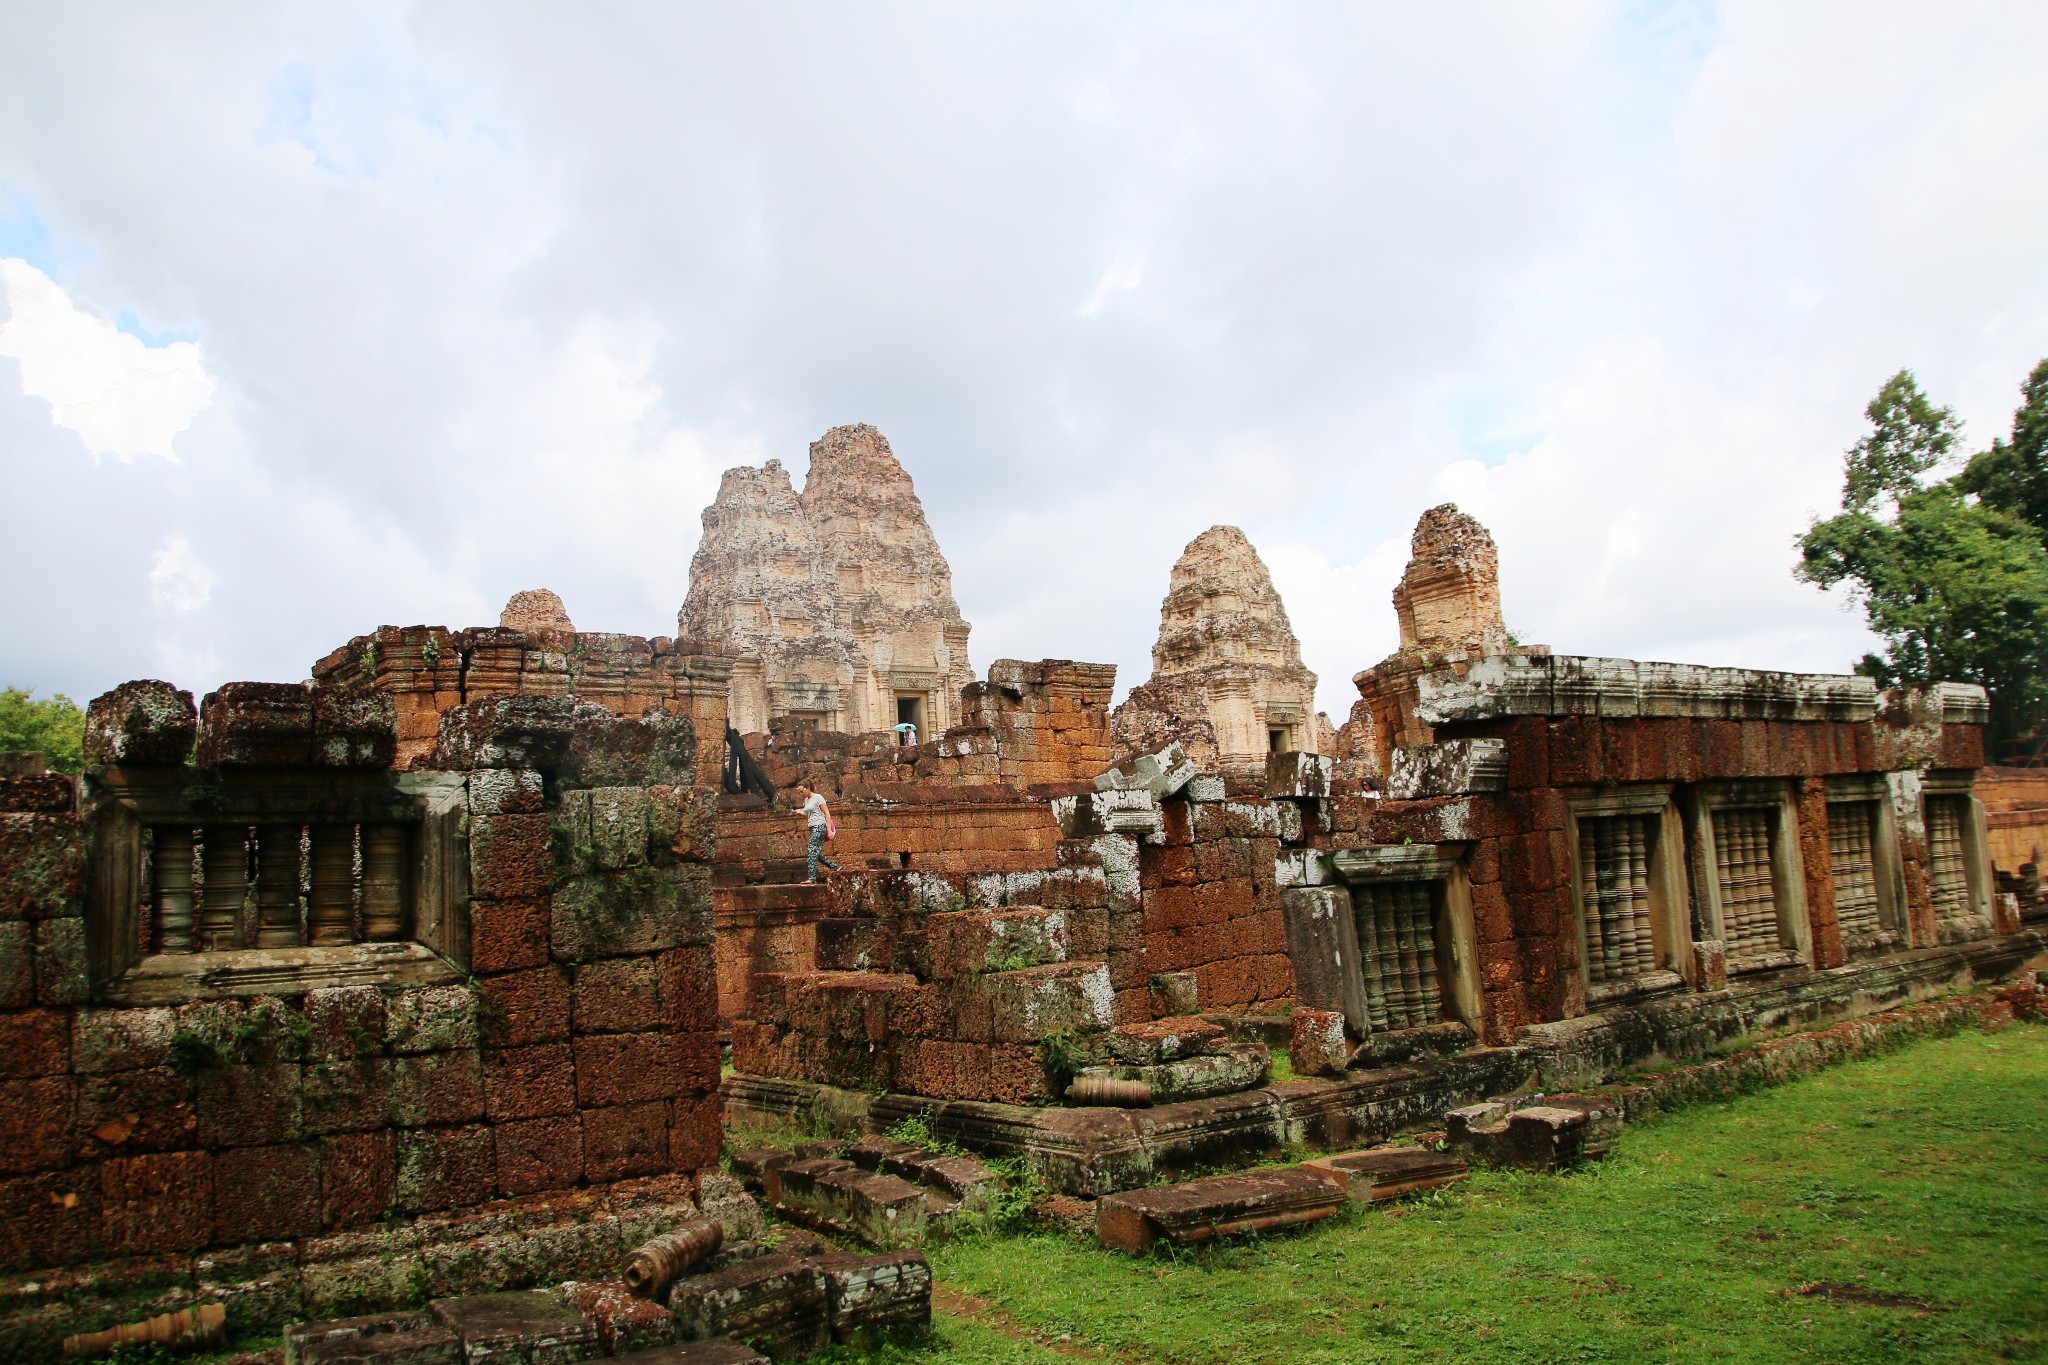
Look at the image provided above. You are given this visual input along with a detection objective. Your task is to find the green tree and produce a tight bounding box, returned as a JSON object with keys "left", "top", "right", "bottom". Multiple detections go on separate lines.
{"left": 1840, "top": 369, "right": 1961, "bottom": 515}
{"left": 0, "top": 688, "right": 87, "bottom": 773}
{"left": 1798, "top": 365, "right": 2048, "bottom": 756}
{"left": 1956, "top": 357, "right": 2048, "bottom": 535}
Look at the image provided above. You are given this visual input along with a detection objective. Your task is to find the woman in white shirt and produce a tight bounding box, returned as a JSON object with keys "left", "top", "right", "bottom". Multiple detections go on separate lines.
{"left": 791, "top": 784, "right": 840, "bottom": 883}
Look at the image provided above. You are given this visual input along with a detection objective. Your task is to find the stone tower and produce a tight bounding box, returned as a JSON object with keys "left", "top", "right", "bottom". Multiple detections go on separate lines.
{"left": 1347, "top": 503, "right": 1545, "bottom": 776}
{"left": 799, "top": 424, "right": 975, "bottom": 738}
{"left": 680, "top": 428, "right": 973, "bottom": 737}
{"left": 1392, "top": 504, "right": 1511, "bottom": 655}
{"left": 1113, "top": 525, "right": 1321, "bottom": 773}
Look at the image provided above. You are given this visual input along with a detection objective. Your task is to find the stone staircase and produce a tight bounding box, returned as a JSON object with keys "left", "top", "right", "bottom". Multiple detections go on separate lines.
{"left": 731, "top": 1139, "right": 1004, "bottom": 1248}
{"left": 733, "top": 903, "right": 1117, "bottom": 1104}
{"left": 712, "top": 880, "right": 838, "bottom": 1026}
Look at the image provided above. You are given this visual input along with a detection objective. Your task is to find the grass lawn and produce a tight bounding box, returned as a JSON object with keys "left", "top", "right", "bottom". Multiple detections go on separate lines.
{"left": 836, "top": 1021, "right": 2048, "bottom": 1364}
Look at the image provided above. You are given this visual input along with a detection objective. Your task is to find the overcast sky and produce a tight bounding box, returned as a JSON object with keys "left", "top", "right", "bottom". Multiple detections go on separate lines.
{"left": 4, "top": 2, "right": 2047, "bottom": 721}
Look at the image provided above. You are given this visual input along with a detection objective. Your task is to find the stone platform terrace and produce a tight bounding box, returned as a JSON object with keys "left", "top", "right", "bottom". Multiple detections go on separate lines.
{"left": 724, "top": 928, "right": 2044, "bottom": 1195}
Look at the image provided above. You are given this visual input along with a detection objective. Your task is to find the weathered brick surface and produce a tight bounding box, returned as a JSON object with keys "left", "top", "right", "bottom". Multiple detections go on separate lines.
{"left": 483, "top": 1044, "right": 576, "bottom": 1122}
{"left": 573, "top": 958, "right": 661, "bottom": 1034}
{"left": 0, "top": 735, "right": 726, "bottom": 1359}
{"left": 320, "top": 1130, "right": 397, "bottom": 1229}
{"left": 493, "top": 1116, "right": 583, "bottom": 1196}
{"left": 213, "top": 1142, "right": 321, "bottom": 1242}
{"left": 582, "top": 1102, "right": 669, "bottom": 1182}
{"left": 468, "top": 896, "right": 550, "bottom": 974}
{"left": 479, "top": 967, "right": 571, "bottom": 1046}
{"left": 100, "top": 1150, "right": 213, "bottom": 1254}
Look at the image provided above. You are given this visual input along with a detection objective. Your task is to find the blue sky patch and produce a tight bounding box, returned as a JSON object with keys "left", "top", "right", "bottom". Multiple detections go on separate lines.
{"left": 114, "top": 308, "right": 201, "bottom": 347}
{"left": 0, "top": 188, "right": 61, "bottom": 277}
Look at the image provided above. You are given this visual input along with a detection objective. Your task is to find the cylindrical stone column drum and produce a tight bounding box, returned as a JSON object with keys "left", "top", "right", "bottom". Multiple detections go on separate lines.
{"left": 151, "top": 826, "right": 195, "bottom": 954}
{"left": 359, "top": 824, "right": 407, "bottom": 942}
{"left": 197, "top": 826, "right": 250, "bottom": 951}
{"left": 307, "top": 824, "right": 357, "bottom": 946}
{"left": 255, "top": 823, "right": 305, "bottom": 948}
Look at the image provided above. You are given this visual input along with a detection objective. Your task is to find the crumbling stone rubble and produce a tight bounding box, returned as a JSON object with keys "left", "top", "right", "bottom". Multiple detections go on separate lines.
{"left": 499, "top": 588, "right": 575, "bottom": 635}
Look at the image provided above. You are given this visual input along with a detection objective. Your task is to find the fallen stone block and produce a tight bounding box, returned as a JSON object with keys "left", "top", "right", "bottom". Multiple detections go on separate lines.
{"left": 815, "top": 1251, "right": 932, "bottom": 1345}
{"left": 725, "top": 1149, "right": 792, "bottom": 1195}
{"left": 701, "top": 1228, "right": 828, "bottom": 1277}
{"left": 895, "top": 1153, "right": 1001, "bottom": 1208}
{"left": 1148, "top": 970, "right": 1200, "bottom": 1016}
{"left": 1387, "top": 739, "right": 1506, "bottom": 800}
{"left": 1073, "top": 1040, "right": 1268, "bottom": 1104}
{"left": 285, "top": 1311, "right": 461, "bottom": 1365}
{"left": 1094, "top": 743, "right": 1195, "bottom": 797}
{"left": 1108, "top": 1016, "right": 1225, "bottom": 1067}
{"left": 556, "top": 1280, "right": 677, "bottom": 1356}
{"left": 696, "top": 1170, "right": 769, "bottom": 1245}
{"left": 842, "top": 1137, "right": 923, "bottom": 1173}
{"left": 1265, "top": 751, "right": 1332, "bottom": 799}
{"left": 1096, "top": 1167, "right": 1344, "bottom": 1253}
{"left": 775, "top": 1160, "right": 928, "bottom": 1249}
{"left": 1445, "top": 1094, "right": 1623, "bottom": 1170}
{"left": 1289, "top": 1007, "right": 1350, "bottom": 1078}
{"left": 84, "top": 679, "right": 197, "bottom": 766}
{"left": 1300, "top": 1148, "right": 1469, "bottom": 1202}
{"left": 428, "top": 1290, "right": 600, "bottom": 1364}
{"left": 666, "top": 1253, "right": 828, "bottom": 1359}
{"left": 1345, "top": 1019, "right": 1477, "bottom": 1071}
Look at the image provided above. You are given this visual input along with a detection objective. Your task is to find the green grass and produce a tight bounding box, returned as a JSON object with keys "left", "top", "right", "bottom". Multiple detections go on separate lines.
{"left": 896, "top": 1023, "right": 2048, "bottom": 1364}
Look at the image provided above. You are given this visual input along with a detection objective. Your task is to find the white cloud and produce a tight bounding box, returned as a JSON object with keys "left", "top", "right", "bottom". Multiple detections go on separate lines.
{"left": 0, "top": 259, "right": 215, "bottom": 462}
{"left": 0, "top": 2, "right": 2045, "bottom": 713}
{"left": 148, "top": 536, "right": 215, "bottom": 612}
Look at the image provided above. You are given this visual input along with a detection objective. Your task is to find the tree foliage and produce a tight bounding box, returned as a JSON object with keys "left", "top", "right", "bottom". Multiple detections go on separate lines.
{"left": 0, "top": 688, "right": 87, "bottom": 773}
{"left": 1840, "top": 369, "right": 1962, "bottom": 516}
{"left": 1956, "top": 357, "right": 2048, "bottom": 536}
{"left": 1798, "top": 363, "right": 2048, "bottom": 757}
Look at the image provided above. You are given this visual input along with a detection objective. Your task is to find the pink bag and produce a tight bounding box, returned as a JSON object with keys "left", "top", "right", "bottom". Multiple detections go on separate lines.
{"left": 826, "top": 817, "right": 837, "bottom": 840}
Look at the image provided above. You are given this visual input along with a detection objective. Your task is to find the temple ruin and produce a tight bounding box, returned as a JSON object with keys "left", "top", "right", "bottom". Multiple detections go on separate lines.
{"left": 680, "top": 425, "right": 974, "bottom": 740}
{"left": 1112, "top": 525, "right": 1325, "bottom": 775}
{"left": 3, "top": 487, "right": 2046, "bottom": 1360}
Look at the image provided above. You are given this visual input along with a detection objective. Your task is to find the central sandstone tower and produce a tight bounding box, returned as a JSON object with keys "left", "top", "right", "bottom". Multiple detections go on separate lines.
{"left": 1113, "top": 524, "right": 1322, "bottom": 773}
{"left": 680, "top": 424, "right": 974, "bottom": 736}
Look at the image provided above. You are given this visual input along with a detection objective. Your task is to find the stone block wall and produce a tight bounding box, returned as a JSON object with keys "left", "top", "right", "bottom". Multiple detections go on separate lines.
{"left": 1351, "top": 702, "right": 1987, "bottom": 1044}
{"left": 1978, "top": 766, "right": 2048, "bottom": 918}
{"left": 748, "top": 658, "right": 1115, "bottom": 797}
{"left": 313, "top": 624, "right": 733, "bottom": 783}
{"left": 714, "top": 799, "right": 1066, "bottom": 879}
{"left": 729, "top": 845, "right": 1136, "bottom": 1104}
{"left": 0, "top": 684, "right": 724, "bottom": 1358}
{"left": 1139, "top": 796, "right": 1296, "bottom": 1014}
